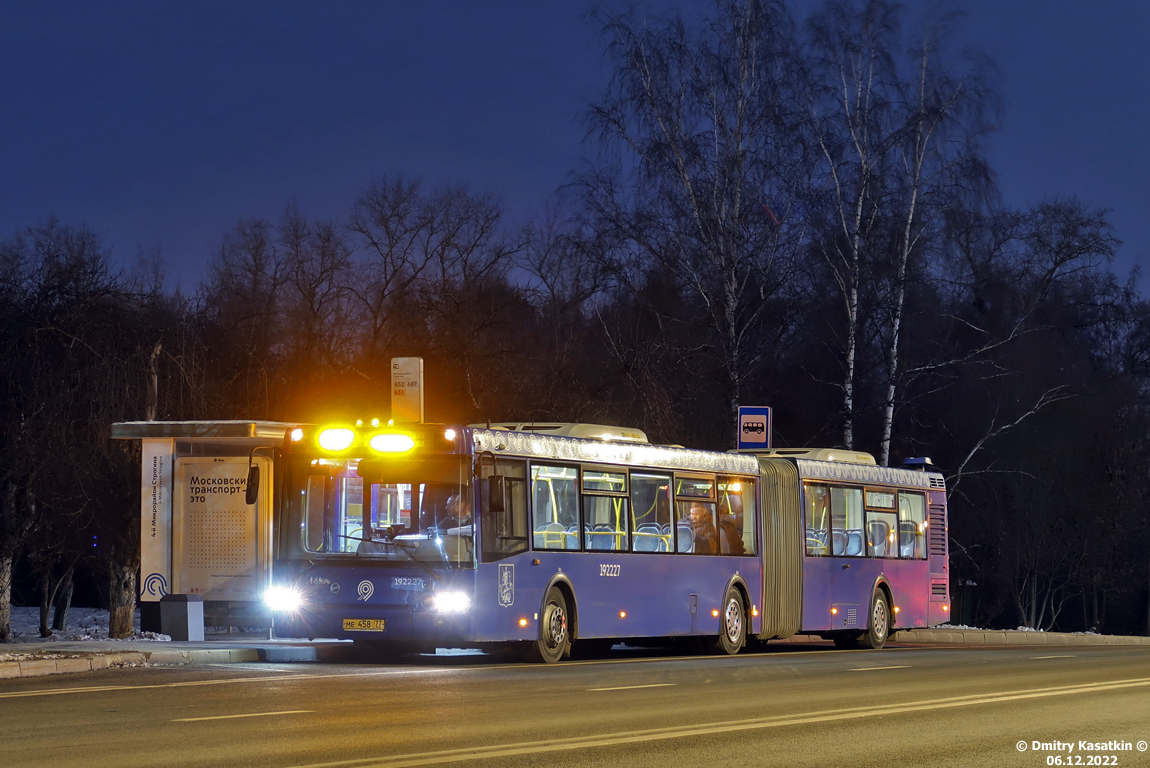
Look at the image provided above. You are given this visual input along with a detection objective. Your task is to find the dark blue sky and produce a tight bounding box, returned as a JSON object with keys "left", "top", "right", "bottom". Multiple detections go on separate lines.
{"left": 3, "top": 2, "right": 1148, "bottom": 290}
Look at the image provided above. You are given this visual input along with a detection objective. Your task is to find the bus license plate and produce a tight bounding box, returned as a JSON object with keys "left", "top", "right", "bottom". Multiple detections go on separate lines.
{"left": 342, "top": 618, "right": 386, "bottom": 632}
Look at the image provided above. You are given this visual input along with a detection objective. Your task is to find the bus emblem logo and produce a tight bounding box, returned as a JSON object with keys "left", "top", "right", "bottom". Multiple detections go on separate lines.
{"left": 357, "top": 580, "right": 374, "bottom": 602}
{"left": 498, "top": 565, "right": 514, "bottom": 607}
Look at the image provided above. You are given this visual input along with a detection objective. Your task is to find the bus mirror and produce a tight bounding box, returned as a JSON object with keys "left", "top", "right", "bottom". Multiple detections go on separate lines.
{"left": 245, "top": 465, "right": 260, "bottom": 505}
{"left": 488, "top": 475, "right": 506, "bottom": 513}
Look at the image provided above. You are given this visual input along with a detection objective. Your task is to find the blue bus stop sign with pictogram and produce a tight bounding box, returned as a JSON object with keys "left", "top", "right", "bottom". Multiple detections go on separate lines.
{"left": 737, "top": 406, "right": 772, "bottom": 450}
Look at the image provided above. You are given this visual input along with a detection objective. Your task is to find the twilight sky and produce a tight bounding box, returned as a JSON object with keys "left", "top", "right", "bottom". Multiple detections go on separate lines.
{"left": 3, "top": 1, "right": 1148, "bottom": 290}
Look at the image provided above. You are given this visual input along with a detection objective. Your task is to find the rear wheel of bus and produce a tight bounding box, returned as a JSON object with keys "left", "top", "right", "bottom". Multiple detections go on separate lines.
{"left": 526, "top": 587, "right": 570, "bottom": 663}
{"left": 705, "top": 586, "right": 745, "bottom": 655}
{"left": 859, "top": 590, "right": 890, "bottom": 649}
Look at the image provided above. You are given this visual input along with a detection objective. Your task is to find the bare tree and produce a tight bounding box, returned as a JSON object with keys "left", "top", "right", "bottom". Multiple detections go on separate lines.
{"left": 585, "top": 0, "right": 805, "bottom": 436}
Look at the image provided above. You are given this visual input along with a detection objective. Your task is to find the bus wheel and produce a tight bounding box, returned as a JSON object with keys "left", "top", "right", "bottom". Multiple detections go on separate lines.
{"left": 860, "top": 590, "right": 890, "bottom": 649}
{"left": 526, "top": 588, "right": 570, "bottom": 663}
{"left": 706, "top": 587, "right": 745, "bottom": 655}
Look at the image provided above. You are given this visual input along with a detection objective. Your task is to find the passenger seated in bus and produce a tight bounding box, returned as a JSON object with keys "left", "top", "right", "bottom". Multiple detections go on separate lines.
{"left": 687, "top": 503, "right": 719, "bottom": 554}
{"left": 717, "top": 495, "right": 745, "bottom": 555}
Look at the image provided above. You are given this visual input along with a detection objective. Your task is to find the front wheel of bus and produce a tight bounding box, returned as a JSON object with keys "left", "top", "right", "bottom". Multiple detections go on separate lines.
{"left": 860, "top": 590, "right": 890, "bottom": 649}
{"left": 527, "top": 588, "right": 570, "bottom": 663}
{"left": 706, "top": 588, "right": 745, "bottom": 655}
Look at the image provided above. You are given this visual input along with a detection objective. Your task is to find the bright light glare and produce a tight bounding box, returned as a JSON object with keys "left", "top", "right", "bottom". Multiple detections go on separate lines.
{"left": 371, "top": 418, "right": 380, "bottom": 427}
{"left": 264, "top": 586, "right": 303, "bottom": 613}
{"left": 431, "top": 591, "right": 471, "bottom": 614}
{"left": 729, "top": 482, "right": 742, "bottom": 492}
{"left": 370, "top": 433, "right": 415, "bottom": 453}
{"left": 318, "top": 428, "right": 355, "bottom": 451}
{"left": 518, "top": 618, "right": 529, "bottom": 627}
{"left": 444, "top": 428, "right": 457, "bottom": 441}
{"left": 290, "top": 428, "right": 304, "bottom": 442}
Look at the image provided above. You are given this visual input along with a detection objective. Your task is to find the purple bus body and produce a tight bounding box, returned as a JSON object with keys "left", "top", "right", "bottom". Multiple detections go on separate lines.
{"left": 271, "top": 427, "right": 949, "bottom": 646}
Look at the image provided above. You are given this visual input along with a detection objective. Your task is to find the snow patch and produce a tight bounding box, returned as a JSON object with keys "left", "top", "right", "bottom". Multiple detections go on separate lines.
{"left": 3, "top": 606, "right": 170, "bottom": 643}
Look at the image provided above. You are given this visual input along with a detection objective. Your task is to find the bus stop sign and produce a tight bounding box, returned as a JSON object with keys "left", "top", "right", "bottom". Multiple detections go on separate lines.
{"left": 737, "top": 406, "right": 771, "bottom": 450}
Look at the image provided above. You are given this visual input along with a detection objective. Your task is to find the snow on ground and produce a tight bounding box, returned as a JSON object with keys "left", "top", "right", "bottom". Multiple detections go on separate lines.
{"left": 4, "top": 606, "right": 169, "bottom": 644}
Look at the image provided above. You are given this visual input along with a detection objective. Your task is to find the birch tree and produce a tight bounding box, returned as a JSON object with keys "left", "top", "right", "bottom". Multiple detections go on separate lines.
{"left": 585, "top": 0, "right": 805, "bottom": 436}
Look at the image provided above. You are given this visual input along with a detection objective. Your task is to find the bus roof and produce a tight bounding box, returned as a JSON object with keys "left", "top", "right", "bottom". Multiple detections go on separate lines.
{"left": 470, "top": 427, "right": 759, "bottom": 475}
{"left": 795, "top": 458, "right": 944, "bottom": 490}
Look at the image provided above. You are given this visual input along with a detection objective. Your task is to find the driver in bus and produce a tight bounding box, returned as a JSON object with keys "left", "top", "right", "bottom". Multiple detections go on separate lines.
{"left": 443, "top": 494, "right": 473, "bottom": 536}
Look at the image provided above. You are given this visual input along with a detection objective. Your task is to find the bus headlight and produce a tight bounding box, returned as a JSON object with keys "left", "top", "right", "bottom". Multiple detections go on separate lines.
{"left": 431, "top": 591, "right": 471, "bottom": 614}
{"left": 264, "top": 586, "right": 303, "bottom": 613}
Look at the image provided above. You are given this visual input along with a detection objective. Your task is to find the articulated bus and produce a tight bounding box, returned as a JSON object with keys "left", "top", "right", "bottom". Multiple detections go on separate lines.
{"left": 265, "top": 422, "right": 950, "bottom": 661}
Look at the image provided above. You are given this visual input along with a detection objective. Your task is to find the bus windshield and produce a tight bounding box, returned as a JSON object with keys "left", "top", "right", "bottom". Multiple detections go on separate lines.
{"left": 287, "top": 455, "right": 473, "bottom": 567}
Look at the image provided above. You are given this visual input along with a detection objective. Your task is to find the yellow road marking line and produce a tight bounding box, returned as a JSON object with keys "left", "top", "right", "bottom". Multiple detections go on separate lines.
{"left": 173, "top": 709, "right": 313, "bottom": 722}
{"left": 587, "top": 683, "right": 676, "bottom": 691}
{"left": 1031, "top": 655, "right": 1076, "bottom": 659}
{"left": 278, "top": 676, "right": 1150, "bottom": 768}
{"left": 848, "top": 665, "right": 911, "bottom": 671}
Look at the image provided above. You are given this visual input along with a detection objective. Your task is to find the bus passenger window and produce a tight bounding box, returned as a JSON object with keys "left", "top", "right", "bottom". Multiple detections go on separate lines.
{"left": 480, "top": 460, "right": 528, "bottom": 563}
{"left": 630, "top": 473, "right": 672, "bottom": 552}
{"left": 862, "top": 487, "right": 897, "bottom": 557}
{"left": 530, "top": 465, "right": 579, "bottom": 550}
{"left": 675, "top": 500, "right": 718, "bottom": 554}
{"left": 830, "top": 486, "right": 863, "bottom": 556}
{"left": 898, "top": 492, "right": 927, "bottom": 559}
{"left": 718, "top": 478, "right": 754, "bottom": 555}
{"left": 804, "top": 484, "right": 830, "bottom": 556}
{"left": 674, "top": 475, "right": 716, "bottom": 554}
{"left": 583, "top": 495, "right": 628, "bottom": 551}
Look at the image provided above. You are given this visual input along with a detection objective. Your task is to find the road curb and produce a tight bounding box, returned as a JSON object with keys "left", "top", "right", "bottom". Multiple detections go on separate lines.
{"left": 890, "top": 629, "right": 1150, "bottom": 646}
{"left": 0, "top": 648, "right": 263, "bottom": 680}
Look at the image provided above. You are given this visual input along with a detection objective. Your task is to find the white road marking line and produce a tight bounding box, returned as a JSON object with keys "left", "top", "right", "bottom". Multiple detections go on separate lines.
{"left": 173, "top": 709, "right": 313, "bottom": 722}
{"left": 587, "top": 683, "right": 676, "bottom": 691}
{"left": 0, "top": 668, "right": 439, "bottom": 699}
{"left": 848, "top": 665, "right": 911, "bottom": 671}
{"left": 278, "top": 676, "right": 1150, "bottom": 768}
{"left": 1031, "top": 655, "right": 1076, "bottom": 659}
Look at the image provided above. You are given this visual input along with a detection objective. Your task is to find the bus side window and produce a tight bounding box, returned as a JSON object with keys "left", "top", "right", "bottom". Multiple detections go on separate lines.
{"left": 480, "top": 460, "right": 528, "bottom": 563}
{"left": 898, "top": 491, "right": 927, "bottom": 559}
{"left": 674, "top": 475, "right": 716, "bottom": 554}
{"left": 830, "top": 486, "right": 863, "bottom": 556}
{"left": 630, "top": 473, "right": 672, "bottom": 552}
{"left": 804, "top": 484, "right": 829, "bottom": 556}
{"left": 718, "top": 477, "right": 754, "bottom": 555}
{"left": 530, "top": 465, "right": 579, "bottom": 550}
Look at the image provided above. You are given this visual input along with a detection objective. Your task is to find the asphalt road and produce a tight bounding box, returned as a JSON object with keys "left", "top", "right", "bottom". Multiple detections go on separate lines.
{"left": 2, "top": 642, "right": 1149, "bottom": 768}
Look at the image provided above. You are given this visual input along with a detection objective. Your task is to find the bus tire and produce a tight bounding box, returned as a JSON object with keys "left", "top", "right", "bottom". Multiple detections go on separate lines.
{"left": 526, "top": 588, "right": 570, "bottom": 663}
{"left": 706, "top": 587, "right": 745, "bottom": 655}
{"left": 859, "top": 590, "right": 890, "bottom": 649}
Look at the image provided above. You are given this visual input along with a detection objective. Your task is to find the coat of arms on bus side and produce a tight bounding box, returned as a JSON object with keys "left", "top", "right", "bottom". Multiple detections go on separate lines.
{"left": 498, "top": 564, "right": 514, "bottom": 607}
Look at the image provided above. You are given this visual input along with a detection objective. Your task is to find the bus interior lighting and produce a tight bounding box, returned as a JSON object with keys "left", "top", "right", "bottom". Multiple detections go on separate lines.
{"left": 318, "top": 428, "right": 355, "bottom": 451}
{"left": 264, "top": 586, "right": 303, "bottom": 613}
{"left": 290, "top": 428, "right": 303, "bottom": 442}
{"left": 369, "top": 433, "right": 416, "bottom": 453}
{"left": 431, "top": 591, "right": 471, "bottom": 614}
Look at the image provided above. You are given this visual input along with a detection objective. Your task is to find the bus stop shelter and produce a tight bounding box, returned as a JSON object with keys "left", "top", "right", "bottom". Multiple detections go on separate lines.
{"left": 111, "top": 420, "right": 293, "bottom": 632}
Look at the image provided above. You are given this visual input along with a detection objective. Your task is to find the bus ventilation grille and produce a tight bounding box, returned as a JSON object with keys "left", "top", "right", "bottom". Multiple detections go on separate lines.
{"left": 931, "top": 583, "right": 948, "bottom": 597}
{"left": 929, "top": 477, "right": 945, "bottom": 489}
{"left": 846, "top": 607, "right": 857, "bottom": 626}
{"left": 928, "top": 509, "right": 947, "bottom": 555}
